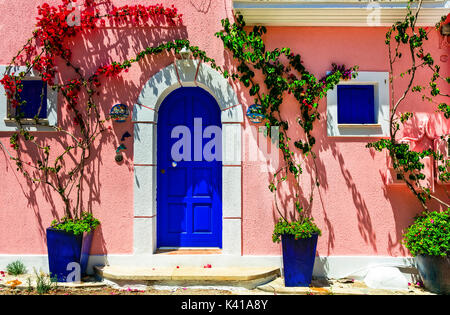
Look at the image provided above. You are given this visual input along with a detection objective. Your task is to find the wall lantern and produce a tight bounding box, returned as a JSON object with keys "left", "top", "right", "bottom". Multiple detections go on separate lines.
{"left": 109, "top": 103, "right": 129, "bottom": 123}
{"left": 441, "top": 23, "right": 450, "bottom": 36}
{"left": 174, "top": 47, "right": 202, "bottom": 86}
{"left": 115, "top": 144, "right": 127, "bottom": 163}
{"left": 179, "top": 47, "right": 192, "bottom": 60}
{"left": 246, "top": 104, "right": 265, "bottom": 123}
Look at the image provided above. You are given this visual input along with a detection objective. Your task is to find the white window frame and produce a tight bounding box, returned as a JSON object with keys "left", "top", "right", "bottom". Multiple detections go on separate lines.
{"left": 327, "top": 71, "right": 389, "bottom": 137}
{"left": 0, "top": 65, "right": 58, "bottom": 132}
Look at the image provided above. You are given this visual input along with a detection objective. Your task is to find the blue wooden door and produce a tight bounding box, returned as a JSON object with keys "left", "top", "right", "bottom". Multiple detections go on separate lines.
{"left": 157, "top": 87, "right": 222, "bottom": 248}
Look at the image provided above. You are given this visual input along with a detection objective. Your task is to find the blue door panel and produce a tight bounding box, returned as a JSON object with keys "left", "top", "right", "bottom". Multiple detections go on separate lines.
{"left": 192, "top": 167, "right": 213, "bottom": 197}
{"left": 157, "top": 87, "right": 222, "bottom": 248}
{"left": 168, "top": 168, "right": 187, "bottom": 197}
{"left": 193, "top": 204, "right": 212, "bottom": 233}
{"left": 167, "top": 203, "right": 187, "bottom": 233}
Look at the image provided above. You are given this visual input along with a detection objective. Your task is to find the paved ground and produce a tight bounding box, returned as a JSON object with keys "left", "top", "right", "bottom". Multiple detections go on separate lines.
{"left": 0, "top": 272, "right": 434, "bottom": 295}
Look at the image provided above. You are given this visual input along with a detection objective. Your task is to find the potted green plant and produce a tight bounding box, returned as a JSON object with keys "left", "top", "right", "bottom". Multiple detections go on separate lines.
{"left": 46, "top": 212, "right": 100, "bottom": 282}
{"left": 272, "top": 212, "right": 322, "bottom": 287}
{"left": 216, "top": 15, "right": 357, "bottom": 287}
{"left": 402, "top": 209, "right": 450, "bottom": 294}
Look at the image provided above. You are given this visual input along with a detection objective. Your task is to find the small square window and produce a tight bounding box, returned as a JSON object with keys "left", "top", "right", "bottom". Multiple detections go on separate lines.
{"left": 326, "top": 71, "right": 389, "bottom": 137}
{"left": 1, "top": 65, "right": 58, "bottom": 131}
{"left": 337, "top": 85, "right": 375, "bottom": 124}
{"left": 10, "top": 79, "right": 48, "bottom": 120}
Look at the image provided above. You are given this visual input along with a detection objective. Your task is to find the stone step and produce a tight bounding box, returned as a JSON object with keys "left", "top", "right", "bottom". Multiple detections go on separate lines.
{"left": 94, "top": 265, "right": 280, "bottom": 289}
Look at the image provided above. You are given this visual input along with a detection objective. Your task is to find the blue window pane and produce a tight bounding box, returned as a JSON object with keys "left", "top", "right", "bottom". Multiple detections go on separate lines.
{"left": 337, "top": 85, "right": 375, "bottom": 124}
{"left": 17, "top": 80, "right": 47, "bottom": 119}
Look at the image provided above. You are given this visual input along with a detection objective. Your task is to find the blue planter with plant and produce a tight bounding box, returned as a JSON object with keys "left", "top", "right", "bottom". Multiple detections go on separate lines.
{"left": 273, "top": 217, "right": 321, "bottom": 287}
{"left": 403, "top": 209, "right": 450, "bottom": 294}
{"left": 47, "top": 212, "right": 99, "bottom": 282}
{"left": 281, "top": 233, "right": 319, "bottom": 287}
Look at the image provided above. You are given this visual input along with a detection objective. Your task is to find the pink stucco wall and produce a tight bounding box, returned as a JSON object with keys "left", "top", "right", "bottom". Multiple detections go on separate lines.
{"left": 0, "top": 1, "right": 448, "bottom": 257}
{"left": 242, "top": 26, "right": 449, "bottom": 257}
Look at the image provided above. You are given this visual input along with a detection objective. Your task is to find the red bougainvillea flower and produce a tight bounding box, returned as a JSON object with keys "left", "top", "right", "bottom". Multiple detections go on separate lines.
{"left": 0, "top": 74, "right": 20, "bottom": 100}
{"left": 61, "top": 79, "right": 83, "bottom": 107}
{"left": 302, "top": 99, "right": 313, "bottom": 110}
{"left": 29, "top": 1, "right": 182, "bottom": 88}
{"left": 1, "top": 1, "right": 184, "bottom": 100}
{"left": 107, "top": 4, "right": 182, "bottom": 27}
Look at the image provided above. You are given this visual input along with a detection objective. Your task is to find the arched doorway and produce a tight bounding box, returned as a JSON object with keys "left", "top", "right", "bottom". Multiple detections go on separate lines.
{"left": 133, "top": 60, "right": 243, "bottom": 255}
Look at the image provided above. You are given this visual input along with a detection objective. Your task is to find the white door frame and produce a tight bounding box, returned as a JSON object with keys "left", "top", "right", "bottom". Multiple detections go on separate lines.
{"left": 132, "top": 60, "right": 244, "bottom": 255}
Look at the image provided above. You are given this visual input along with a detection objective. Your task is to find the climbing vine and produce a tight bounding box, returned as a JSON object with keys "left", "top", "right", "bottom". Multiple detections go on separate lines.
{"left": 366, "top": 0, "right": 449, "bottom": 210}
{"left": 215, "top": 15, "right": 358, "bottom": 238}
{"left": 0, "top": 0, "right": 223, "bottom": 224}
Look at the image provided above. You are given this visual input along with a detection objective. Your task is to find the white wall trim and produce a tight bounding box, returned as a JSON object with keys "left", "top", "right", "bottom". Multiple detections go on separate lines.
{"left": 327, "top": 71, "right": 390, "bottom": 137}
{"left": 133, "top": 60, "right": 243, "bottom": 256}
{"left": 0, "top": 65, "right": 58, "bottom": 132}
{"left": 233, "top": 1, "right": 449, "bottom": 26}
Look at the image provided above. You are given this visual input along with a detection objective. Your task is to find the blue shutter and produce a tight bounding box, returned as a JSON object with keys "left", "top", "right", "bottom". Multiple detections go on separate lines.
{"left": 17, "top": 80, "right": 47, "bottom": 119}
{"left": 337, "top": 85, "right": 375, "bottom": 124}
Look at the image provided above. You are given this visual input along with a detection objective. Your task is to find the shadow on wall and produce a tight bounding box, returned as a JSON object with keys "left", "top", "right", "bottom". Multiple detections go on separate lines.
{"left": 319, "top": 112, "right": 448, "bottom": 256}
{"left": 224, "top": 52, "right": 447, "bottom": 257}
{"left": 221, "top": 44, "right": 339, "bottom": 254}
{"left": 380, "top": 113, "right": 450, "bottom": 256}
{"left": 384, "top": 184, "right": 449, "bottom": 256}
{"left": 328, "top": 136, "right": 378, "bottom": 253}
{"left": 300, "top": 116, "right": 378, "bottom": 255}
{"left": 216, "top": 19, "right": 449, "bottom": 257}
{"left": 190, "top": 0, "right": 212, "bottom": 14}
{"left": 1, "top": 141, "right": 57, "bottom": 247}
{"left": 7, "top": 0, "right": 191, "bottom": 255}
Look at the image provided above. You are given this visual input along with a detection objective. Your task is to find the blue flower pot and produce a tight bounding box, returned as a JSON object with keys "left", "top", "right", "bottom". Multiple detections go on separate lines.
{"left": 416, "top": 255, "right": 450, "bottom": 294}
{"left": 46, "top": 228, "right": 94, "bottom": 282}
{"left": 281, "top": 234, "right": 318, "bottom": 287}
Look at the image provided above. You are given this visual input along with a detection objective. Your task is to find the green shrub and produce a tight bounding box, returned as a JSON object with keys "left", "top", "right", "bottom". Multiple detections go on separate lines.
{"left": 272, "top": 217, "right": 322, "bottom": 243}
{"left": 51, "top": 212, "right": 100, "bottom": 235}
{"left": 402, "top": 209, "right": 450, "bottom": 257}
{"left": 34, "top": 269, "right": 57, "bottom": 295}
{"left": 6, "top": 260, "right": 27, "bottom": 275}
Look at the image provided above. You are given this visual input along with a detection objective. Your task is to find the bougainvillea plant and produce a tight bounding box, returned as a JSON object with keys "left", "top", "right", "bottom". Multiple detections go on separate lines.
{"left": 366, "top": 0, "right": 449, "bottom": 211}
{"left": 402, "top": 208, "right": 449, "bottom": 257}
{"left": 215, "top": 15, "right": 358, "bottom": 240}
{"left": 0, "top": 0, "right": 223, "bottom": 232}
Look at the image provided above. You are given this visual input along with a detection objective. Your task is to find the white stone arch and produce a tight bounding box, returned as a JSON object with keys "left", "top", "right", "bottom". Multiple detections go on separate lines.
{"left": 132, "top": 60, "right": 243, "bottom": 255}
